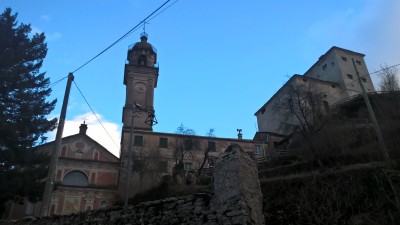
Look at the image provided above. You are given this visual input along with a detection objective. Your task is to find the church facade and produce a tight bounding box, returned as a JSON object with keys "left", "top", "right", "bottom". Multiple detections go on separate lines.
{"left": 2, "top": 124, "right": 120, "bottom": 219}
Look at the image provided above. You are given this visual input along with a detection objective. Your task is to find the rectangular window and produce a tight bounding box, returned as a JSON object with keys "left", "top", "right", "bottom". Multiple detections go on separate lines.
{"left": 341, "top": 56, "right": 347, "bottom": 62}
{"left": 356, "top": 60, "right": 362, "bottom": 65}
{"left": 322, "top": 64, "right": 327, "bottom": 71}
{"left": 254, "top": 145, "right": 261, "bottom": 155}
{"left": 273, "top": 141, "right": 279, "bottom": 148}
{"left": 132, "top": 160, "right": 142, "bottom": 172}
{"left": 158, "top": 161, "right": 168, "bottom": 173}
{"left": 184, "top": 162, "right": 193, "bottom": 171}
{"left": 361, "top": 77, "right": 367, "bottom": 83}
{"left": 159, "top": 137, "right": 168, "bottom": 148}
{"left": 208, "top": 141, "right": 216, "bottom": 152}
{"left": 134, "top": 135, "right": 143, "bottom": 146}
{"left": 347, "top": 74, "right": 353, "bottom": 79}
{"left": 184, "top": 139, "right": 193, "bottom": 150}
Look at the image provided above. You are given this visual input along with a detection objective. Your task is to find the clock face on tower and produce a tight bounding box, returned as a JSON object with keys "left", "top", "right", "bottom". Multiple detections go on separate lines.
{"left": 134, "top": 83, "right": 146, "bottom": 94}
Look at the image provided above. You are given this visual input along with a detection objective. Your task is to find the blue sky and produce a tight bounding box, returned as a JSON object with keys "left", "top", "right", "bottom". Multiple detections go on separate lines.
{"left": 1, "top": 0, "right": 400, "bottom": 156}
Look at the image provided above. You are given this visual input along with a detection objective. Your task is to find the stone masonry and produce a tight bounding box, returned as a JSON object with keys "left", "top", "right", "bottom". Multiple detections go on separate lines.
{"left": 213, "top": 144, "right": 265, "bottom": 225}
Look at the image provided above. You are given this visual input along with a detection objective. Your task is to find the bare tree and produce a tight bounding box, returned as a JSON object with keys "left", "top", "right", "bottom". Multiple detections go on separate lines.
{"left": 206, "top": 128, "right": 215, "bottom": 137}
{"left": 197, "top": 128, "right": 216, "bottom": 177}
{"left": 172, "top": 124, "right": 199, "bottom": 176}
{"left": 274, "top": 80, "right": 328, "bottom": 159}
{"left": 379, "top": 64, "right": 400, "bottom": 92}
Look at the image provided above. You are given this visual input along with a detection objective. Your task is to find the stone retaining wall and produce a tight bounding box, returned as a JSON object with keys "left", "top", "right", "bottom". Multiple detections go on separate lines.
{"left": 9, "top": 145, "right": 264, "bottom": 225}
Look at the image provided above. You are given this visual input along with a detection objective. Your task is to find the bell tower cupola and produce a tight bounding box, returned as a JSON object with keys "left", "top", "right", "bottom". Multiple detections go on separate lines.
{"left": 122, "top": 32, "right": 159, "bottom": 131}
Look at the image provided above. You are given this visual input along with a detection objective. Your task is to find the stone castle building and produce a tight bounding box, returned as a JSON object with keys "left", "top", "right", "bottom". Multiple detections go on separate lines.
{"left": 254, "top": 46, "right": 375, "bottom": 136}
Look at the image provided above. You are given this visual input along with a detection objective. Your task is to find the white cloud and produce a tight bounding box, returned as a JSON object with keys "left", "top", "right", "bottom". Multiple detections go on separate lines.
{"left": 48, "top": 113, "right": 121, "bottom": 157}
{"left": 30, "top": 26, "right": 42, "bottom": 35}
{"left": 40, "top": 14, "right": 51, "bottom": 21}
{"left": 30, "top": 26, "right": 62, "bottom": 41}
{"left": 46, "top": 32, "right": 62, "bottom": 41}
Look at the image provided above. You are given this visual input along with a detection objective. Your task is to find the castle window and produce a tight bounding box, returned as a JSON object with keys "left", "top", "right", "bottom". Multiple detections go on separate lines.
{"left": 347, "top": 74, "right": 353, "bottom": 79}
{"left": 356, "top": 60, "right": 362, "bottom": 65}
{"left": 158, "top": 161, "right": 168, "bottom": 173}
{"left": 341, "top": 56, "right": 347, "bottom": 62}
{"left": 138, "top": 55, "right": 147, "bottom": 66}
{"left": 159, "top": 137, "right": 168, "bottom": 148}
{"left": 134, "top": 136, "right": 143, "bottom": 146}
{"left": 361, "top": 77, "right": 367, "bottom": 83}
{"left": 184, "top": 162, "right": 193, "bottom": 171}
{"left": 184, "top": 139, "right": 193, "bottom": 150}
{"left": 208, "top": 141, "right": 216, "bottom": 152}
{"left": 302, "top": 78, "right": 307, "bottom": 82}
{"left": 62, "top": 170, "right": 89, "bottom": 187}
{"left": 322, "top": 64, "right": 327, "bottom": 71}
{"left": 254, "top": 145, "right": 262, "bottom": 155}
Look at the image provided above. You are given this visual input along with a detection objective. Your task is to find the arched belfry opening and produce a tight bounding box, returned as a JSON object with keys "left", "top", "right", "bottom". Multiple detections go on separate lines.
{"left": 138, "top": 55, "right": 147, "bottom": 66}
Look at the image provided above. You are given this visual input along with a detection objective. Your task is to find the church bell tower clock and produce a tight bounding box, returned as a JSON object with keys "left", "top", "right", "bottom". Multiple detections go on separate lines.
{"left": 122, "top": 32, "right": 159, "bottom": 131}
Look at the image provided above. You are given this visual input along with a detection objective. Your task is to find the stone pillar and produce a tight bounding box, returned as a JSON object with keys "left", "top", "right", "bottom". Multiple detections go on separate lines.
{"left": 213, "top": 144, "right": 264, "bottom": 225}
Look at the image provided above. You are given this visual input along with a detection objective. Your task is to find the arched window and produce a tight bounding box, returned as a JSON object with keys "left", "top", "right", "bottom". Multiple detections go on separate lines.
{"left": 138, "top": 55, "right": 147, "bottom": 66}
{"left": 62, "top": 170, "right": 89, "bottom": 187}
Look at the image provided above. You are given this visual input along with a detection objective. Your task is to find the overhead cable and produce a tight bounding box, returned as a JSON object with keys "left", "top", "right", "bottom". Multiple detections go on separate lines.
{"left": 72, "top": 0, "right": 172, "bottom": 74}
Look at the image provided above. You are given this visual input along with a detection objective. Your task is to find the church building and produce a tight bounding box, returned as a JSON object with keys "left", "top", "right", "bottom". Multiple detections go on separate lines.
{"left": 118, "top": 33, "right": 266, "bottom": 197}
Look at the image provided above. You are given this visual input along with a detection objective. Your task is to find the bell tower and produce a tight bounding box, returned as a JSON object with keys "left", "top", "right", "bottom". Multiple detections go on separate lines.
{"left": 122, "top": 33, "right": 159, "bottom": 131}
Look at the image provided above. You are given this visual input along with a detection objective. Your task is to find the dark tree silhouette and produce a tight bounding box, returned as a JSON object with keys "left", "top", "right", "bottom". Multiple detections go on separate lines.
{"left": 0, "top": 8, "right": 57, "bottom": 214}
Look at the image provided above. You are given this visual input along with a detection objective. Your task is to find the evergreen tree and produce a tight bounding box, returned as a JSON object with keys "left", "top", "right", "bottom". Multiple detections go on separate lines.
{"left": 0, "top": 8, "right": 57, "bottom": 214}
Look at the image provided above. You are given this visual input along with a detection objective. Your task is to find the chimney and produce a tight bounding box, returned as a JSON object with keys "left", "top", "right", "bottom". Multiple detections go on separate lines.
{"left": 79, "top": 122, "right": 88, "bottom": 135}
{"left": 237, "top": 129, "right": 243, "bottom": 140}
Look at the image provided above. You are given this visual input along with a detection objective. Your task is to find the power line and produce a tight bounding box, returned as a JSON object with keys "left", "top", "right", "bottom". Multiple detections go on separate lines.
{"left": 49, "top": 76, "right": 68, "bottom": 88}
{"left": 345, "top": 62, "right": 400, "bottom": 88}
{"left": 369, "top": 63, "right": 400, "bottom": 75}
{"left": 147, "top": 0, "right": 179, "bottom": 23}
{"left": 72, "top": 0, "right": 172, "bottom": 74}
{"left": 73, "top": 80, "right": 120, "bottom": 150}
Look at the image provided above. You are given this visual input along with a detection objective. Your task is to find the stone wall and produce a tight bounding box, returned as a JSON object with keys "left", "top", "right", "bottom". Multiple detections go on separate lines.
{"left": 7, "top": 144, "right": 264, "bottom": 225}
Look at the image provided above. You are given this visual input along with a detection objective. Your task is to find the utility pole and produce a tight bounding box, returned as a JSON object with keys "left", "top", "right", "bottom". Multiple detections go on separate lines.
{"left": 41, "top": 73, "right": 74, "bottom": 216}
{"left": 352, "top": 58, "right": 389, "bottom": 161}
{"left": 123, "top": 104, "right": 137, "bottom": 209}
